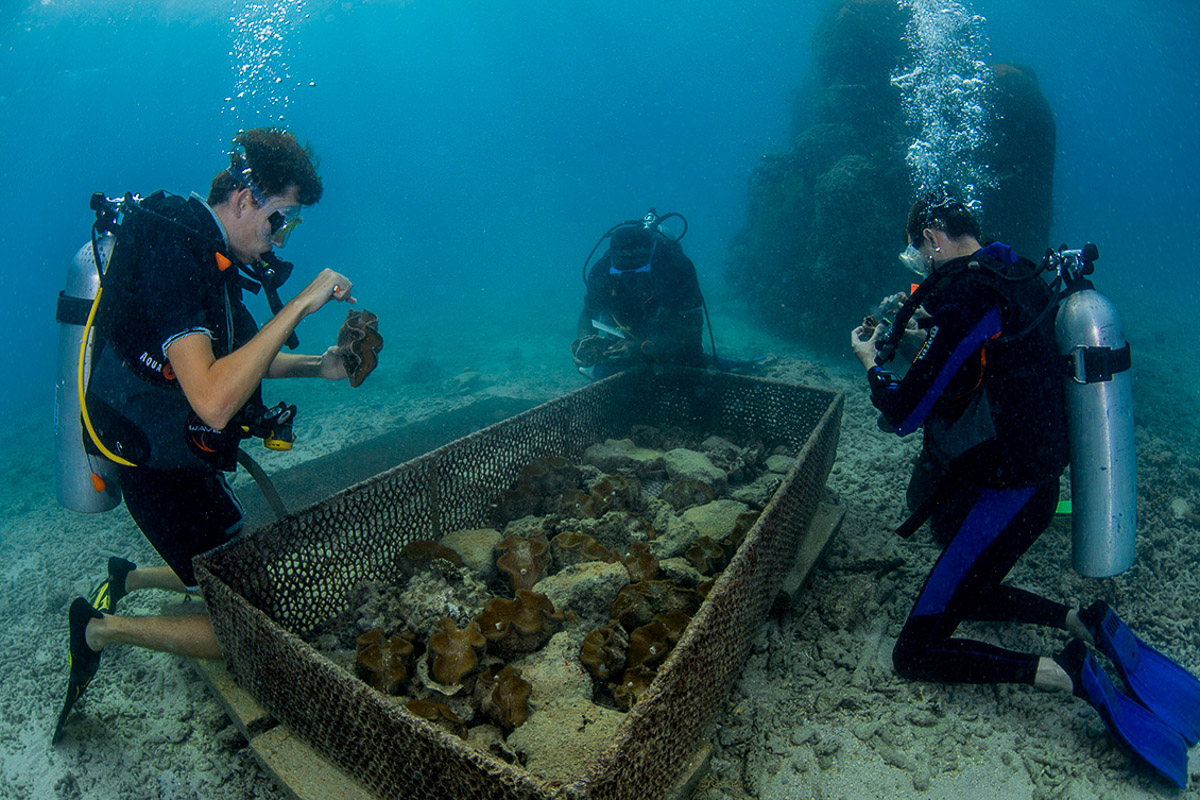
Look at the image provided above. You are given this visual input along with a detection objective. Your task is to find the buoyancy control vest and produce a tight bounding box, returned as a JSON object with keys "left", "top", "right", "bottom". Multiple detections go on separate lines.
{"left": 84, "top": 191, "right": 259, "bottom": 472}
{"left": 879, "top": 247, "right": 1070, "bottom": 489}
{"left": 881, "top": 242, "right": 1135, "bottom": 577}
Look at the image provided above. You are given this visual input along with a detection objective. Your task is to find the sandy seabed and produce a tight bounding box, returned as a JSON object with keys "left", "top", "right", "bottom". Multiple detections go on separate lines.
{"left": 3, "top": 297, "right": 1200, "bottom": 800}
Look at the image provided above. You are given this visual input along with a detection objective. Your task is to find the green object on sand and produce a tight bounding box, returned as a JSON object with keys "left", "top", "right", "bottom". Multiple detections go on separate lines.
{"left": 1055, "top": 499, "right": 1072, "bottom": 515}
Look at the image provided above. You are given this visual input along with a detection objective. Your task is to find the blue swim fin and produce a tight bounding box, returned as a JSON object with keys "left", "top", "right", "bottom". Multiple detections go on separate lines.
{"left": 1056, "top": 640, "right": 1189, "bottom": 788}
{"left": 1083, "top": 601, "right": 1200, "bottom": 746}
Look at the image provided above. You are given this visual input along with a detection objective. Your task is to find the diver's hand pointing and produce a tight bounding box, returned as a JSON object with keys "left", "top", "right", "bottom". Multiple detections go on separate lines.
{"left": 294, "top": 269, "right": 355, "bottom": 317}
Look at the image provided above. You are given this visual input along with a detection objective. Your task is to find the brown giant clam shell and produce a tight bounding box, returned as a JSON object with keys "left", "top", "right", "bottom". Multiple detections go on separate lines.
{"left": 337, "top": 309, "right": 383, "bottom": 388}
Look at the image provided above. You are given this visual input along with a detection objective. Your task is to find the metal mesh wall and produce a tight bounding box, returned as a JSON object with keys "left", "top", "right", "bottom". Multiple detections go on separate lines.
{"left": 196, "top": 367, "right": 843, "bottom": 800}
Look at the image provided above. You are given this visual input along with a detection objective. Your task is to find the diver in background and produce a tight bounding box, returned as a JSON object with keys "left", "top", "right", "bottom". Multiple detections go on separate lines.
{"left": 849, "top": 193, "right": 1200, "bottom": 787}
{"left": 572, "top": 211, "right": 706, "bottom": 378}
{"left": 54, "top": 128, "right": 356, "bottom": 743}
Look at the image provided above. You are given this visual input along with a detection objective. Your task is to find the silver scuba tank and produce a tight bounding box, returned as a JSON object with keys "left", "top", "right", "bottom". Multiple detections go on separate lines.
{"left": 54, "top": 234, "right": 122, "bottom": 512}
{"left": 1055, "top": 281, "right": 1136, "bottom": 577}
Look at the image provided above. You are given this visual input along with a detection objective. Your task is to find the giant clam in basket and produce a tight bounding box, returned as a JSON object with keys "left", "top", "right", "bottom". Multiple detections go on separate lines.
{"left": 196, "top": 366, "right": 843, "bottom": 800}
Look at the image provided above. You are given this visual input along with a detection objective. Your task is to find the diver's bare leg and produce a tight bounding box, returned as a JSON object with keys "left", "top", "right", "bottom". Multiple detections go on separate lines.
{"left": 85, "top": 613, "right": 221, "bottom": 660}
{"left": 125, "top": 566, "right": 190, "bottom": 594}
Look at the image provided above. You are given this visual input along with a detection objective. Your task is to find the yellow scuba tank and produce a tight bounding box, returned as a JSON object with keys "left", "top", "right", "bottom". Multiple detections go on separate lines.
{"left": 54, "top": 229, "right": 122, "bottom": 513}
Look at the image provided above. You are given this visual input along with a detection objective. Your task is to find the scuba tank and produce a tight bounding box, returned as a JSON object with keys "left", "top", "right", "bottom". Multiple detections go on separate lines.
{"left": 55, "top": 215, "right": 122, "bottom": 513}
{"left": 1050, "top": 244, "right": 1136, "bottom": 577}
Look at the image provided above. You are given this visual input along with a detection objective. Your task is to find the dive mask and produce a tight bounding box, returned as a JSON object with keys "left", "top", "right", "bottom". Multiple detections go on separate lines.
{"left": 899, "top": 243, "right": 928, "bottom": 278}
{"left": 610, "top": 258, "right": 651, "bottom": 275}
{"left": 610, "top": 241, "right": 656, "bottom": 274}
{"left": 228, "top": 144, "right": 303, "bottom": 247}
{"left": 263, "top": 201, "right": 302, "bottom": 248}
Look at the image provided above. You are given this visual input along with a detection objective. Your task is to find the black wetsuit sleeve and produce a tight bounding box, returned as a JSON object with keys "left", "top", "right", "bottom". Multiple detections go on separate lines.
{"left": 643, "top": 250, "right": 704, "bottom": 363}
{"left": 869, "top": 278, "right": 1004, "bottom": 436}
{"left": 580, "top": 261, "right": 608, "bottom": 334}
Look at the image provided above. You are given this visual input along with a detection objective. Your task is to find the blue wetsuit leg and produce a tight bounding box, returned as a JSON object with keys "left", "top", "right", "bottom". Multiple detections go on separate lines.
{"left": 893, "top": 480, "right": 1065, "bottom": 685}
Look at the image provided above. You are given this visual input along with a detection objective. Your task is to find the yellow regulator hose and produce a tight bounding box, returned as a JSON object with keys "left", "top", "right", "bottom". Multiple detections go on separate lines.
{"left": 77, "top": 287, "right": 136, "bottom": 467}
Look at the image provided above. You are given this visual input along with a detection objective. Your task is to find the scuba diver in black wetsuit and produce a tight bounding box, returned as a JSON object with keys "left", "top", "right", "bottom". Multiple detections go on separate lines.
{"left": 572, "top": 210, "right": 706, "bottom": 378}
{"left": 52, "top": 128, "right": 357, "bottom": 744}
{"left": 571, "top": 209, "right": 765, "bottom": 378}
{"left": 849, "top": 193, "right": 1200, "bottom": 787}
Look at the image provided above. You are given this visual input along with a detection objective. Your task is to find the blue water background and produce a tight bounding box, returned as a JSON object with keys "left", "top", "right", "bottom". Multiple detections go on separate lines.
{"left": 0, "top": 0, "right": 1197, "bottom": 424}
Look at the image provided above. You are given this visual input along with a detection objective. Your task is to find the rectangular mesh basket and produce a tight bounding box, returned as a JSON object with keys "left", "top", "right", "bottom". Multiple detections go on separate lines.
{"left": 196, "top": 366, "right": 843, "bottom": 800}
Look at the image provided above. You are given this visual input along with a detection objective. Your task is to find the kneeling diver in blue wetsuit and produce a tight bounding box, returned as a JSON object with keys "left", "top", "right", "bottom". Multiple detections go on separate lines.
{"left": 850, "top": 193, "right": 1200, "bottom": 788}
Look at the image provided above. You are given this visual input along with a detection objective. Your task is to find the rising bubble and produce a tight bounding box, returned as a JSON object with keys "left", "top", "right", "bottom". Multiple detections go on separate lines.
{"left": 891, "top": 0, "right": 996, "bottom": 209}
{"left": 224, "top": 0, "right": 307, "bottom": 127}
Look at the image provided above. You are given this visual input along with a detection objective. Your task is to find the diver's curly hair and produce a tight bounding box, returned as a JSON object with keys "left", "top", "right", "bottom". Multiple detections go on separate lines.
{"left": 208, "top": 128, "right": 323, "bottom": 207}
{"left": 905, "top": 190, "right": 980, "bottom": 245}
